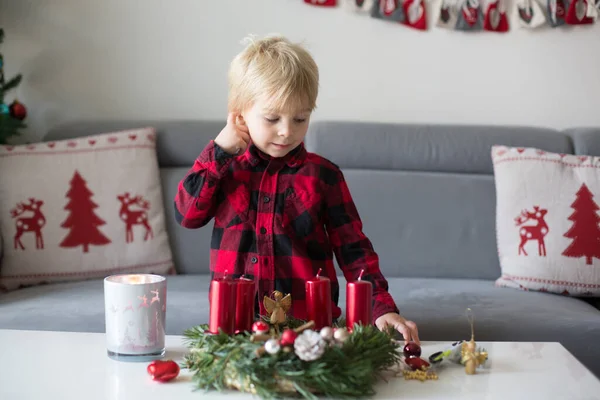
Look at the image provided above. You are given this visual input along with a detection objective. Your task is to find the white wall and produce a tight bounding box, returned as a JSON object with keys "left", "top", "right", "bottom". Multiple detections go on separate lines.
{"left": 1, "top": 0, "right": 599, "bottom": 142}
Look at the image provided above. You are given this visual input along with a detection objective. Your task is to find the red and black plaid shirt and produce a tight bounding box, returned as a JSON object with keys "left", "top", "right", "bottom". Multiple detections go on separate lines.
{"left": 174, "top": 140, "right": 399, "bottom": 322}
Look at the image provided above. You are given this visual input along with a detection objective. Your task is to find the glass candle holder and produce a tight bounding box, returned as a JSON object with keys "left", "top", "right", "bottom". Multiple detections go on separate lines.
{"left": 104, "top": 274, "right": 167, "bottom": 362}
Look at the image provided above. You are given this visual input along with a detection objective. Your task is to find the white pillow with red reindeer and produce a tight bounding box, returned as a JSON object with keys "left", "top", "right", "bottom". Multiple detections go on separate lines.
{"left": 0, "top": 128, "right": 174, "bottom": 292}
{"left": 492, "top": 145, "right": 600, "bottom": 296}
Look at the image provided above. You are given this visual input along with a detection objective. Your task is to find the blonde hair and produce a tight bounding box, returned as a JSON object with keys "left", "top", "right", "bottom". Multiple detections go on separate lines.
{"left": 227, "top": 35, "right": 319, "bottom": 114}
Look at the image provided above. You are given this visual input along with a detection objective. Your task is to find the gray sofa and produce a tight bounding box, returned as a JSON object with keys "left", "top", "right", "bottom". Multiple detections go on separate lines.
{"left": 2, "top": 120, "right": 600, "bottom": 378}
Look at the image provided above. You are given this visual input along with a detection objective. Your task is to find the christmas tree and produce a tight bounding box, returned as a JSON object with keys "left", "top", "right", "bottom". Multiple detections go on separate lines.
{"left": 562, "top": 183, "right": 600, "bottom": 265}
{"left": 0, "top": 28, "right": 27, "bottom": 144}
{"left": 60, "top": 170, "right": 111, "bottom": 253}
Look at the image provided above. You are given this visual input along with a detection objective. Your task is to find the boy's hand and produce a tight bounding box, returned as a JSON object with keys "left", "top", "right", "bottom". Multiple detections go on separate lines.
{"left": 375, "top": 312, "right": 420, "bottom": 345}
{"left": 214, "top": 112, "right": 251, "bottom": 155}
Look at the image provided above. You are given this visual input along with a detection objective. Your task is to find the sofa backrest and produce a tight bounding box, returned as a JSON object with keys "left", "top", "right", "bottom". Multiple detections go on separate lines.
{"left": 44, "top": 120, "right": 600, "bottom": 280}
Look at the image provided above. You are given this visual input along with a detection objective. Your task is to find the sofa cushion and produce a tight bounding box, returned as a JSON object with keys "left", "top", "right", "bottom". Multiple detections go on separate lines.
{"left": 1, "top": 276, "right": 598, "bottom": 376}
{"left": 306, "top": 121, "right": 574, "bottom": 174}
{"left": 492, "top": 145, "right": 600, "bottom": 296}
{"left": 0, "top": 128, "right": 174, "bottom": 291}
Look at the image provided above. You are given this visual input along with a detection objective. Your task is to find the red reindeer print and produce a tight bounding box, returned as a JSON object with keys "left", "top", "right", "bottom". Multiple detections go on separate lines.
{"left": 138, "top": 295, "right": 149, "bottom": 309}
{"left": 10, "top": 198, "right": 46, "bottom": 250}
{"left": 514, "top": 206, "right": 549, "bottom": 256}
{"left": 117, "top": 192, "right": 153, "bottom": 243}
{"left": 150, "top": 290, "right": 160, "bottom": 305}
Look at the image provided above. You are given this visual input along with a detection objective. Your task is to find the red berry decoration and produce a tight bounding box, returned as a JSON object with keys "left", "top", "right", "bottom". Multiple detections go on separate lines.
{"left": 405, "top": 356, "right": 430, "bottom": 371}
{"left": 147, "top": 360, "right": 180, "bottom": 382}
{"left": 280, "top": 329, "right": 298, "bottom": 347}
{"left": 8, "top": 100, "right": 27, "bottom": 121}
{"left": 403, "top": 341, "right": 421, "bottom": 358}
{"left": 252, "top": 321, "right": 270, "bottom": 334}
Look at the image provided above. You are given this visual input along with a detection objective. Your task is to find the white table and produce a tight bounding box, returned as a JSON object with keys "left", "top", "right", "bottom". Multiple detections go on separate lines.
{"left": 1, "top": 329, "right": 599, "bottom": 399}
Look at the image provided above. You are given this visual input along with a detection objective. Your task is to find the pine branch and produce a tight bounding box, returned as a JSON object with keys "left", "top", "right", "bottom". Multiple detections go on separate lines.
{"left": 2, "top": 74, "right": 22, "bottom": 92}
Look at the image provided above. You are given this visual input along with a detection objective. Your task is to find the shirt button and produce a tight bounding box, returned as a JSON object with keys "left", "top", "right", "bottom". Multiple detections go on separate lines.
{"left": 263, "top": 196, "right": 270, "bottom": 203}
{"left": 260, "top": 227, "right": 267, "bottom": 234}
{"left": 251, "top": 256, "right": 258, "bottom": 264}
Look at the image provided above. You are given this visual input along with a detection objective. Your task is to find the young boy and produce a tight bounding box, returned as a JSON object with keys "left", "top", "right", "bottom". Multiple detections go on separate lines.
{"left": 174, "top": 35, "right": 419, "bottom": 344}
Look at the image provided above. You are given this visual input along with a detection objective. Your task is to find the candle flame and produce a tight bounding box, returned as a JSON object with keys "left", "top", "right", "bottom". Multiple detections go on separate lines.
{"left": 316, "top": 268, "right": 322, "bottom": 278}
{"left": 358, "top": 269, "right": 365, "bottom": 281}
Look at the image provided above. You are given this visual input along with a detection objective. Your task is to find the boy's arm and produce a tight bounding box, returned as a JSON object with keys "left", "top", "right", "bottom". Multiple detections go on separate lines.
{"left": 323, "top": 167, "right": 400, "bottom": 322}
{"left": 174, "top": 140, "right": 234, "bottom": 229}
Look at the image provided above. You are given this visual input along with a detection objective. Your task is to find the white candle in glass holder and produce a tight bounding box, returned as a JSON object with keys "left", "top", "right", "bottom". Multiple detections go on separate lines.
{"left": 104, "top": 274, "right": 167, "bottom": 362}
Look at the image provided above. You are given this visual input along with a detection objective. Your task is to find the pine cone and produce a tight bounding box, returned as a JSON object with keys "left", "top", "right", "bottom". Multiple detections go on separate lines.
{"left": 294, "top": 330, "right": 326, "bottom": 361}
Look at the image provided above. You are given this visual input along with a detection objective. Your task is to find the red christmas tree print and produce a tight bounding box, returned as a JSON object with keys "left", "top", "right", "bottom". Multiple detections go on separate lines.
{"left": 60, "top": 170, "right": 111, "bottom": 252}
{"left": 562, "top": 183, "right": 600, "bottom": 265}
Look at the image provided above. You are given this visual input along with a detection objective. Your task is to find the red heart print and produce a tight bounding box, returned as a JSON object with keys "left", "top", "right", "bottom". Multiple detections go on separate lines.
{"left": 89, "top": 139, "right": 97, "bottom": 146}
{"left": 47, "top": 143, "right": 56, "bottom": 148}
{"left": 108, "top": 137, "right": 118, "bottom": 143}
{"left": 67, "top": 141, "right": 77, "bottom": 148}
{"left": 129, "top": 134, "right": 137, "bottom": 141}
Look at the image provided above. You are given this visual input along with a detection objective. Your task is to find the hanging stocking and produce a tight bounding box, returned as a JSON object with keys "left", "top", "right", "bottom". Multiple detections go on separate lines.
{"left": 455, "top": 0, "right": 484, "bottom": 30}
{"left": 547, "top": 0, "right": 567, "bottom": 27}
{"left": 401, "top": 0, "right": 427, "bottom": 29}
{"left": 371, "top": 0, "right": 406, "bottom": 22}
{"left": 484, "top": 0, "right": 510, "bottom": 31}
{"left": 344, "top": 0, "right": 375, "bottom": 12}
{"left": 437, "top": 0, "right": 460, "bottom": 28}
{"left": 564, "top": 0, "right": 595, "bottom": 23}
{"left": 305, "top": 0, "right": 338, "bottom": 6}
{"left": 516, "top": 0, "right": 547, "bottom": 28}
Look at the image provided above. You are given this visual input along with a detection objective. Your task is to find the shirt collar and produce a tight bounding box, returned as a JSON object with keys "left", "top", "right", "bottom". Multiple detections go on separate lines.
{"left": 245, "top": 141, "right": 307, "bottom": 168}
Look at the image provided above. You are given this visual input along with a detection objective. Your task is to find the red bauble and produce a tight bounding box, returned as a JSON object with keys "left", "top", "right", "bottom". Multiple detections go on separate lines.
{"left": 280, "top": 329, "right": 298, "bottom": 347}
{"left": 147, "top": 360, "right": 180, "bottom": 382}
{"left": 405, "top": 356, "right": 430, "bottom": 371}
{"left": 403, "top": 342, "right": 421, "bottom": 358}
{"left": 9, "top": 100, "right": 27, "bottom": 121}
{"left": 252, "top": 321, "right": 270, "bottom": 334}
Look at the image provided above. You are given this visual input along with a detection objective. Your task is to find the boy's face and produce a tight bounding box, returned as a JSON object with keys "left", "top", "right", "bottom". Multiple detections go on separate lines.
{"left": 241, "top": 96, "right": 312, "bottom": 158}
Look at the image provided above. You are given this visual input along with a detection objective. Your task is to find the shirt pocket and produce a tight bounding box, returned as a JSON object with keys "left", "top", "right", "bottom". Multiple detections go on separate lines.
{"left": 282, "top": 189, "right": 322, "bottom": 237}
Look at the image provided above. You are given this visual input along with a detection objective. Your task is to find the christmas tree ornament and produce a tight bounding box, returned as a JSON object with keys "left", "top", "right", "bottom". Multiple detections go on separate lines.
{"left": 402, "top": 0, "right": 428, "bottom": 29}
{"left": 320, "top": 326, "right": 334, "bottom": 341}
{"left": 264, "top": 338, "right": 281, "bottom": 355}
{"left": 564, "top": 0, "right": 595, "bottom": 23}
{"left": 437, "top": 0, "right": 460, "bottom": 28}
{"left": 305, "top": 0, "right": 338, "bottom": 6}
{"left": 460, "top": 308, "right": 488, "bottom": 375}
{"left": 516, "top": 0, "right": 547, "bottom": 28}
{"left": 294, "top": 330, "right": 327, "bottom": 361}
{"left": 455, "top": 0, "right": 484, "bottom": 30}
{"left": 333, "top": 327, "right": 350, "bottom": 342}
{"left": 547, "top": 0, "right": 567, "bottom": 27}
{"left": 8, "top": 99, "right": 26, "bottom": 120}
{"left": 405, "top": 355, "right": 431, "bottom": 371}
{"left": 252, "top": 321, "right": 270, "bottom": 335}
{"left": 147, "top": 360, "right": 180, "bottom": 382}
{"left": 0, "top": 28, "right": 27, "bottom": 144}
{"left": 263, "top": 290, "right": 292, "bottom": 326}
{"left": 403, "top": 341, "right": 421, "bottom": 358}
{"left": 280, "top": 329, "right": 298, "bottom": 347}
{"left": 483, "top": 0, "right": 510, "bottom": 31}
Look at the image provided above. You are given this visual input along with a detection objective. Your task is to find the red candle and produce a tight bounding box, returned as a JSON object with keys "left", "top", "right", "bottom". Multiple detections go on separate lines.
{"left": 208, "top": 273, "right": 237, "bottom": 335}
{"left": 346, "top": 269, "right": 372, "bottom": 332}
{"left": 305, "top": 268, "right": 332, "bottom": 330}
{"left": 234, "top": 276, "right": 255, "bottom": 334}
